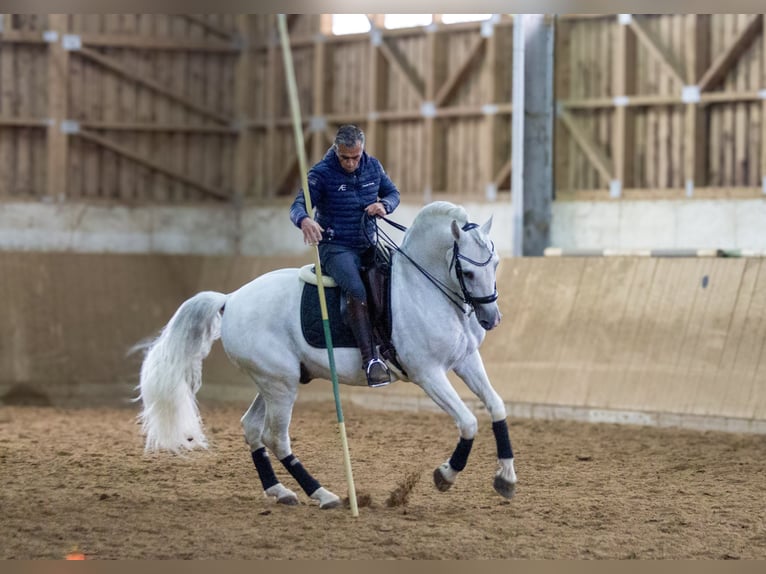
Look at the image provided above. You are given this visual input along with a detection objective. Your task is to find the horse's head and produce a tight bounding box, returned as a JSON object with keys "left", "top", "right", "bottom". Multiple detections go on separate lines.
{"left": 449, "top": 216, "right": 501, "bottom": 330}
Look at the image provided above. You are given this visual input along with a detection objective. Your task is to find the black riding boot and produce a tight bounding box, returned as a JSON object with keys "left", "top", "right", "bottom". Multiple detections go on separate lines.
{"left": 345, "top": 295, "right": 391, "bottom": 387}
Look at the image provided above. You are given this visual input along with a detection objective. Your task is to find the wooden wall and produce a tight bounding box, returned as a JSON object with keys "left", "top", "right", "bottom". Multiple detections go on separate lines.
{"left": 2, "top": 252, "right": 764, "bottom": 433}
{"left": 556, "top": 14, "right": 766, "bottom": 200}
{"left": 1, "top": 14, "right": 765, "bottom": 206}
{"left": 0, "top": 14, "right": 514, "bottom": 205}
{"left": 0, "top": 14, "right": 239, "bottom": 204}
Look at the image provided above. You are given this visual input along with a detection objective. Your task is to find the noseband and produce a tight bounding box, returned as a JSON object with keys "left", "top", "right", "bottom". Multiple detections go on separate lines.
{"left": 451, "top": 222, "right": 499, "bottom": 307}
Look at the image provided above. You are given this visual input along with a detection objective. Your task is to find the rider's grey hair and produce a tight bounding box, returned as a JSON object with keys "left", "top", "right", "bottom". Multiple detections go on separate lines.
{"left": 333, "top": 124, "right": 365, "bottom": 150}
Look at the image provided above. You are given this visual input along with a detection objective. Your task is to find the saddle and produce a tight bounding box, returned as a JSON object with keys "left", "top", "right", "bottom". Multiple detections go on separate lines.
{"left": 299, "top": 244, "right": 407, "bottom": 377}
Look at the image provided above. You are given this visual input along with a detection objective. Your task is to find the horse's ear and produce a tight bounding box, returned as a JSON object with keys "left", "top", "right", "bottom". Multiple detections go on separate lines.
{"left": 451, "top": 220, "right": 461, "bottom": 241}
{"left": 481, "top": 215, "right": 494, "bottom": 235}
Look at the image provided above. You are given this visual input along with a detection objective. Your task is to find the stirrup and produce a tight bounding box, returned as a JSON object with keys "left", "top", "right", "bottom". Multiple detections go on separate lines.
{"left": 365, "top": 358, "right": 391, "bottom": 388}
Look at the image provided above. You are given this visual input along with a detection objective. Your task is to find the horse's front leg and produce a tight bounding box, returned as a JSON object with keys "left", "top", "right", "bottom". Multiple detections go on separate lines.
{"left": 416, "top": 371, "right": 480, "bottom": 494}
{"left": 454, "top": 351, "right": 517, "bottom": 499}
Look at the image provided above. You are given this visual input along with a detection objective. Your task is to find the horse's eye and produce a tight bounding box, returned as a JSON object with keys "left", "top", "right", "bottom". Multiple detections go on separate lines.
{"left": 462, "top": 271, "right": 474, "bottom": 280}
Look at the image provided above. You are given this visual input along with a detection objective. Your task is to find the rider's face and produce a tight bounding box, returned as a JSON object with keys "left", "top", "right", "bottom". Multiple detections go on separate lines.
{"left": 335, "top": 142, "right": 363, "bottom": 173}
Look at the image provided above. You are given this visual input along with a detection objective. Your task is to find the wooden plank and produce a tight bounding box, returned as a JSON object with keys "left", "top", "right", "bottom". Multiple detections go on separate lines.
{"left": 135, "top": 14, "right": 154, "bottom": 201}
{"left": 763, "top": 12, "right": 766, "bottom": 193}
{"left": 734, "top": 15, "right": 748, "bottom": 187}
{"left": 76, "top": 129, "right": 227, "bottom": 199}
{"left": 434, "top": 35, "right": 485, "bottom": 106}
{"left": 311, "top": 35, "right": 325, "bottom": 161}
{"left": 722, "top": 16, "right": 735, "bottom": 187}
{"left": 75, "top": 46, "right": 232, "bottom": 125}
{"left": 629, "top": 15, "right": 686, "bottom": 86}
{"left": 422, "top": 28, "right": 436, "bottom": 200}
{"left": 613, "top": 18, "right": 627, "bottom": 187}
{"left": 118, "top": 14, "right": 138, "bottom": 202}
{"left": 483, "top": 22, "right": 496, "bottom": 197}
{"left": 745, "top": 260, "right": 766, "bottom": 419}
{"left": 265, "top": 15, "right": 277, "bottom": 198}
{"left": 80, "top": 33, "right": 237, "bottom": 53}
{"left": 698, "top": 14, "right": 763, "bottom": 92}
{"left": 234, "top": 14, "right": 252, "bottom": 201}
{"left": 45, "top": 15, "right": 69, "bottom": 199}
{"left": 101, "top": 15, "right": 120, "bottom": 200}
{"left": 558, "top": 108, "right": 613, "bottom": 184}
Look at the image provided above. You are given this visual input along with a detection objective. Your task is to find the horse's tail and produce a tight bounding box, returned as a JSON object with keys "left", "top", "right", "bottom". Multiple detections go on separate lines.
{"left": 136, "top": 291, "right": 227, "bottom": 452}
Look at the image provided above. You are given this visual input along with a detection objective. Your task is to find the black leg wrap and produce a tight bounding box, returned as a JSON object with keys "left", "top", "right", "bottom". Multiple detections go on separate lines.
{"left": 448, "top": 437, "right": 474, "bottom": 472}
{"left": 492, "top": 419, "right": 514, "bottom": 459}
{"left": 280, "top": 454, "right": 320, "bottom": 496}
{"left": 251, "top": 447, "right": 279, "bottom": 490}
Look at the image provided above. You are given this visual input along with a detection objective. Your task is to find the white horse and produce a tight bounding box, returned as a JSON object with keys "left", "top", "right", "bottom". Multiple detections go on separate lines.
{"left": 137, "top": 201, "right": 517, "bottom": 509}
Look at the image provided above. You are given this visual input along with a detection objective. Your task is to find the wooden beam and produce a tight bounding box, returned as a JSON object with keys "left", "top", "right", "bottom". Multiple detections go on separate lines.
{"left": 79, "top": 121, "right": 237, "bottom": 134}
{"left": 80, "top": 33, "right": 237, "bottom": 53}
{"left": 697, "top": 14, "right": 763, "bottom": 92}
{"left": 493, "top": 158, "right": 512, "bottom": 188}
{"left": 378, "top": 38, "right": 425, "bottom": 101}
{"left": 75, "top": 46, "right": 232, "bottom": 125}
{"left": 434, "top": 35, "right": 485, "bottom": 106}
{"left": 77, "top": 130, "right": 228, "bottom": 199}
{"left": 0, "top": 116, "right": 49, "bottom": 127}
{"left": 558, "top": 109, "right": 614, "bottom": 184}
{"left": 628, "top": 16, "right": 686, "bottom": 86}
{"left": 179, "top": 14, "right": 235, "bottom": 40}
{"left": 47, "top": 14, "right": 69, "bottom": 200}
{"left": 613, "top": 18, "right": 627, "bottom": 188}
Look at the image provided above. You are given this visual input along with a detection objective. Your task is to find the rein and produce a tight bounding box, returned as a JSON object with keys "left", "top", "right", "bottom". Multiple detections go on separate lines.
{"left": 368, "top": 215, "right": 498, "bottom": 315}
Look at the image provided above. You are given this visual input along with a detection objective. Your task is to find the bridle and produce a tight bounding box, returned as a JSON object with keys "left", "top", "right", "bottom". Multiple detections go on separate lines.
{"left": 449, "top": 222, "right": 499, "bottom": 307}
{"left": 367, "top": 215, "right": 498, "bottom": 315}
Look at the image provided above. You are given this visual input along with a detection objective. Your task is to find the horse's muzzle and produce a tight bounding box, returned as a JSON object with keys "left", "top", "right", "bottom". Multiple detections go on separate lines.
{"left": 478, "top": 309, "right": 502, "bottom": 331}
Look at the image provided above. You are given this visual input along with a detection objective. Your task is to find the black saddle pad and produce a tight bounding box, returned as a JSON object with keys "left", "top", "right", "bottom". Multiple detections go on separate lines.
{"left": 300, "top": 283, "right": 358, "bottom": 348}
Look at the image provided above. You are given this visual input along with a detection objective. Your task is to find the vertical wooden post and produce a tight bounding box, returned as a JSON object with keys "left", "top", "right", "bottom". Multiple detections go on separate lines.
{"left": 686, "top": 14, "right": 711, "bottom": 191}
{"left": 483, "top": 15, "right": 497, "bottom": 199}
{"left": 612, "top": 15, "right": 635, "bottom": 193}
{"left": 46, "top": 14, "right": 69, "bottom": 200}
{"left": 762, "top": 14, "right": 766, "bottom": 194}
{"left": 234, "top": 14, "right": 252, "bottom": 205}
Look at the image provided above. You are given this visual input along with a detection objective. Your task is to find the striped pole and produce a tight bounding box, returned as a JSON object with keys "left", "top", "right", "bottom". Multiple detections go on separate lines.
{"left": 276, "top": 14, "right": 359, "bottom": 517}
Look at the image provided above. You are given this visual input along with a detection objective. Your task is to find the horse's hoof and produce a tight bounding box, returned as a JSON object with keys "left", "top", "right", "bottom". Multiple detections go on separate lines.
{"left": 311, "top": 487, "right": 341, "bottom": 509}
{"left": 433, "top": 467, "right": 453, "bottom": 492}
{"left": 319, "top": 498, "right": 342, "bottom": 510}
{"left": 493, "top": 475, "right": 516, "bottom": 499}
{"left": 277, "top": 493, "right": 300, "bottom": 506}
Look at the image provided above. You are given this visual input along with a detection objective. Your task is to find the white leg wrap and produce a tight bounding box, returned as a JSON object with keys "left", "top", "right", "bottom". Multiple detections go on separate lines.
{"left": 310, "top": 487, "right": 341, "bottom": 509}
{"left": 497, "top": 458, "right": 517, "bottom": 484}
{"left": 439, "top": 461, "right": 459, "bottom": 484}
{"left": 265, "top": 483, "right": 299, "bottom": 505}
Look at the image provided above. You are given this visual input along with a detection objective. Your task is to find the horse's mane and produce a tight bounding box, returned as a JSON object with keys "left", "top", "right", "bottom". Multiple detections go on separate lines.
{"left": 404, "top": 201, "right": 469, "bottom": 244}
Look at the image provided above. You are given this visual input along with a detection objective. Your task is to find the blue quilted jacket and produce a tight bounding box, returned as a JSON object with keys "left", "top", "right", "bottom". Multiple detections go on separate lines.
{"left": 289, "top": 147, "right": 400, "bottom": 251}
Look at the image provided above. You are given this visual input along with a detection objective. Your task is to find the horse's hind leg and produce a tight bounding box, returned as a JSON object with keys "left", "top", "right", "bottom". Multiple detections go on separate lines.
{"left": 260, "top": 384, "right": 341, "bottom": 510}
{"left": 241, "top": 394, "right": 299, "bottom": 505}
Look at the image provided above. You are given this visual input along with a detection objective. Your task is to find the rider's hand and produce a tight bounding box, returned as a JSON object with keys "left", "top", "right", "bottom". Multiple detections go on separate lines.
{"left": 300, "top": 218, "right": 324, "bottom": 246}
{"left": 365, "top": 202, "right": 386, "bottom": 218}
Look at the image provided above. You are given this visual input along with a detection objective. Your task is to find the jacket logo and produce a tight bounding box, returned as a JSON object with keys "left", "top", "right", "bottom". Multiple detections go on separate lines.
{"left": 338, "top": 184, "right": 347, "bottom": 191}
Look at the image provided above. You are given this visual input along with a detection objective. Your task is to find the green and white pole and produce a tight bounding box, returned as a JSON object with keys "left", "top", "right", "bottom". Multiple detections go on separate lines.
{"left": 277, "top": 14, "right": 359, "bottom": 518}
